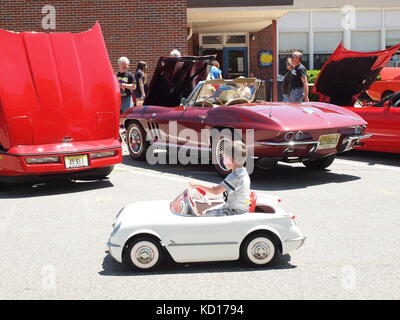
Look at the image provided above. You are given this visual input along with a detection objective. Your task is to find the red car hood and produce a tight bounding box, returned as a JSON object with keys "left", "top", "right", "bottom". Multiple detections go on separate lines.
{"left": 144, "top": 55, "right": 214, "bottom": 107}
{"left": 0, "top": 22, "right": 120, "bottom": 149}
{"left": 313, "top": 43, "right": 400, "bottom": 107}
{"left": 240, "top": 102, "right": 367, "bottom": 130}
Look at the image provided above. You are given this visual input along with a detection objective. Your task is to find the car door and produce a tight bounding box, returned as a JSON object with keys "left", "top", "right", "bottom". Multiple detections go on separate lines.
{"left": 179, "top": 106, "right": 211, "bottom": 150}
{"left": 164, "top": 214, "right": 240, "bottom": 263}
{"left": 141, "top": 105, "right": 185, "bottom": 146}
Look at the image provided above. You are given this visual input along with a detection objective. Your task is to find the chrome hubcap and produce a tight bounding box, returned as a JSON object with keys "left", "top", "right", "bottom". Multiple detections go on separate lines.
{"left": 136, "top": 246, "right": 154, "bottom": 264}
{"left": 252, "top": 242, "right": 270, "bottom": 260}
{"left": 129, "top": 128, "right": 142, "bottom": 154}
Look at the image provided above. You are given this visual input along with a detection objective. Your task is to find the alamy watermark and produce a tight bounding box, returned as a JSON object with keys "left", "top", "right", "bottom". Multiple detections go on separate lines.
{"left": 129, "top": 121, "right": 256, "bottom": 174}
{"left": 341, "top": 5, "right": 356, "bottom": 31}
{"left": 42, "top": 5, "right": 56, "bottom": 30}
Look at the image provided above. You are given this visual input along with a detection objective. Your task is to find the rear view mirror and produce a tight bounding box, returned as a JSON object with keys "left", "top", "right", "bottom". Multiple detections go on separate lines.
{"left": 180, "top": 97, "right": 188, "bottom": 107}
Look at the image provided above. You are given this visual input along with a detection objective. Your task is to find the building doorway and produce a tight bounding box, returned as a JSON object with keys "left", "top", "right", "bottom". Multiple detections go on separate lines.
{"left": 199, "top": 33, "right": 249, "bottom": 79}
{"left": 223, "top": 47, "right": 248, "bottom": 79}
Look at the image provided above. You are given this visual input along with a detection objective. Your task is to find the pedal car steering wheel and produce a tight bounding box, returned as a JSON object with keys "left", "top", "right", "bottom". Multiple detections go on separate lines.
{"left": 195, "top": 187, "right": 212, "bottom": 205}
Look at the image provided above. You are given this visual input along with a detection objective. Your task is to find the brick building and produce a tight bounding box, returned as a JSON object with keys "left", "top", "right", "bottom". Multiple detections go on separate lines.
{"left": 0, "top": 0, "right": 188, "bottom": 76}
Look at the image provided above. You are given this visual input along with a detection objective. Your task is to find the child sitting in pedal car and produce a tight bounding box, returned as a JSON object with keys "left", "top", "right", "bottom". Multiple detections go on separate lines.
{"left": 189, "top": 140, "right": 251, "bottom": 216}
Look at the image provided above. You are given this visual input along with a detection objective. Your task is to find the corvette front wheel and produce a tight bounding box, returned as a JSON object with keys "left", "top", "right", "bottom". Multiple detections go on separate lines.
{"left": 302, "top": 154, "right": 336, "bottom": 170}
{"left": 123, "top": 236, "right": 163, "bottom": 271}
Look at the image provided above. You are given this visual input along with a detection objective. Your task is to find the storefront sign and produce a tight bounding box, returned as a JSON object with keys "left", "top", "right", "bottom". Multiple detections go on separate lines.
{"left": 259, "top": 50, "right": 273, "bottom": 67}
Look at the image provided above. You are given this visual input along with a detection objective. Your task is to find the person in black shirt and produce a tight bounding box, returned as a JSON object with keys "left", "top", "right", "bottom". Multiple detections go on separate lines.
{"left": 282, "top": 58, "right": 294, "bottom": 102}
{"left": 288, "top": 51, "right": 309, "bottom": 103}
{"left": 134, "top": 61, "right": 147, "bottom": 102}
{"left": 116, "top": 57, "right": 136, "bottom": 114}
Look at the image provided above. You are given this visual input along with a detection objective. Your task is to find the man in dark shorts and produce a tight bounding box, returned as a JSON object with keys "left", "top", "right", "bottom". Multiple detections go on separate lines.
{"left": 288, "top": 51, "right": 309, "bottom": 103}
{"left": 116, "top": 57, "right": 136, "bottom": 114}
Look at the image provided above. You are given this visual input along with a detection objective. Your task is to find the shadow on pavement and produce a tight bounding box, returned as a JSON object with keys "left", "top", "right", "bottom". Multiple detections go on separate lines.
{"left": 122, "top": 155, "right": 361, "bottom": 191}
{"left": 99, "top": 251, "right": 296, "bottom": 277}
{"left": 337, "top": 149, "right": 400, "bottom": 168}
{"left": 0, "top": 179, "right": 114, "bottom": 199}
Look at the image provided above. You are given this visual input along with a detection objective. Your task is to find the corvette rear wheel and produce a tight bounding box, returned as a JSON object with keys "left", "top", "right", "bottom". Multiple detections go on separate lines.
{"left": 241, "top": 232, "right": 280, "bottom": 267}
{"left": 126, "top": 122, "right": 149, "bottom": 161}
{"left": 302, "top": 154, "right": 336, "bottom": 170}
{"left": 123, "top": 236, "right": 163, "bottom": 271}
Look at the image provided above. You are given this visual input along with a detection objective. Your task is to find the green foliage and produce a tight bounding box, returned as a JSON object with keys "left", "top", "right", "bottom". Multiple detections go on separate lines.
{"left": 307, "top": 70, "right": 320, "bottom": 84}
{"left": 307, "top": 70, "right": 321, "bottom": 101}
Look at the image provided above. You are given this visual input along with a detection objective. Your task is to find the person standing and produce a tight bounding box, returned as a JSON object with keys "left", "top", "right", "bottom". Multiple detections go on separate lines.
{"left": 134, "top": 61, "right": 147, "bottom": 104}
{"left": 116, "top": 57, "right": 136, "bottom": 114}
{"left": 282, "top": 58, "right": 294, "bottom": 102}
{"left": 170, "top": 48, "right": 181, "bottom": 57}
{"left": 288, "top": 51, "right": 309, "bottom": 103}
{"left": 210, "top": 60, "right": 223, "bottom": 80}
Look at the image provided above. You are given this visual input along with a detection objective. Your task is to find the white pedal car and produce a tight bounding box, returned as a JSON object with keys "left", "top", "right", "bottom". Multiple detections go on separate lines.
{"left": 107, "top": 187, "right": 305, "bottom": 271}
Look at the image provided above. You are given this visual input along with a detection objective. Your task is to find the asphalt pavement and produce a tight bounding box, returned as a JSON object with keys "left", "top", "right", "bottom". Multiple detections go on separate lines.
{"left": 0, "top": 148, "right": 399, "bottom": 299}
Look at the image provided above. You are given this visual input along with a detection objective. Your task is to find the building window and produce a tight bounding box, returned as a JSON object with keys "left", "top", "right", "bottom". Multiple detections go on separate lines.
{"left": 225, "top": 35, "right": 246, "bottom": 45}
{"left": 279, "top": 32, "right": 308, "bottom": 53}
{"left": 279, "top": 32, "right": 309, "bottom": 75}
{"left": 201, "top": 35, "right": 223, "bottom": 45}
{"left": 313, "top": 32, "right": 343, "bottom": 70}
{"left": 386, "top": 30, "right": 400, "bottom": 66}
{"left": 351, "top": 31, "right": 380, "bottom": 51}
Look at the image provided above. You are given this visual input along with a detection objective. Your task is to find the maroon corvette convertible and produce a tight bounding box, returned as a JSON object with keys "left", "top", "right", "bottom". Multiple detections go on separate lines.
{"left": 120, "top": 56, "right": 370, "bottom": 175}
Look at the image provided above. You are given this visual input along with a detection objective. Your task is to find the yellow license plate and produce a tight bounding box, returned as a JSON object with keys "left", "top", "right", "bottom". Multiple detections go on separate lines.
{"left": 317, "top": 134, "right": 341, "bottom": 150}
{"left": 64, "top": 155, "right": 89, "bottom": 169}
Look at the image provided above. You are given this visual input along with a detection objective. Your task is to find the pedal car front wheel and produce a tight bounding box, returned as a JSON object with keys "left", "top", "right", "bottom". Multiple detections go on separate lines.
{"left": 123, "top": 236, "right": 163, "bottom": 271}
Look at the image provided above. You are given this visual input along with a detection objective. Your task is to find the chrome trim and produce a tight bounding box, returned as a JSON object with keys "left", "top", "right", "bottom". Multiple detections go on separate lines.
{"left": 343, "top": 134, "right": 372, "bottom": 142}
{"left": 285, "top": 236, "right": 306, "bottom": 243}
{"left": 106, "top": 242, "right": 121, "bottom": 248}
{"left": 256, "top": 141, "right": 318, "bottom": 147}
{"left": 168, "top": 240, "right": 238, "bottom": 247}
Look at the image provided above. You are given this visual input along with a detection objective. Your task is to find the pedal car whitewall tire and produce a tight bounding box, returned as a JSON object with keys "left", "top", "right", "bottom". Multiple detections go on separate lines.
{"left": 124, "top": 237, "right": 163, "bottom": 271}
{"left": 241, "top": 233, "right": 280, "bottom": 267}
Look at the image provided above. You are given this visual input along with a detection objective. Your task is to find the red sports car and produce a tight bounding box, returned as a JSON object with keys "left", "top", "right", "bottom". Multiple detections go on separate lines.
{"left": 121, "top": 56, "right": 370, "bottom": 175}
{"left": 367, "top": 67, "right": 400, "bottom": 101}
{"left": 313, "top": 43, "right": 400, "bottom": 154}
{"left": 0, "top": 23, "right": 122, "bottom": 183}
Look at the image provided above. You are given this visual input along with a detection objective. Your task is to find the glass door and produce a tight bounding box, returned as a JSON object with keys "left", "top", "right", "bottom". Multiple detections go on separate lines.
{"left": 223, "top": 47, "right": 248, "bottom": 79}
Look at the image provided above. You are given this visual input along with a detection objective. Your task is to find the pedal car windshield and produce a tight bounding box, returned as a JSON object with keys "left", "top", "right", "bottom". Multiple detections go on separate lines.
{"left": 170, "top": 189, "right": 197, "bottom": 216}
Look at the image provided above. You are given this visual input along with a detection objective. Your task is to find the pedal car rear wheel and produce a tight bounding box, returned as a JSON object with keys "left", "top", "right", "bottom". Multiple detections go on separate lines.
{"left": 241, "top": 232, "right": 280, "bottom": 267}
{"left": 123, "top": 236, "right": 163, "bottom": 271}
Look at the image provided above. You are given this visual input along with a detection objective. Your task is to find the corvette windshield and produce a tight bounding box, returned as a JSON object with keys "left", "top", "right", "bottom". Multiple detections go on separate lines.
{"left": 193, "top": 79, "right": 258, "bottom": 106}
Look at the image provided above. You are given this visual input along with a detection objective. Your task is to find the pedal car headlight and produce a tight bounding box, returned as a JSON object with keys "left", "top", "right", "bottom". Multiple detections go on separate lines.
{"left": 110, "top": 222, "right": 121, "bottom": 237}
{"left": 116, "top": 207, "right": 125, "bottom": 219}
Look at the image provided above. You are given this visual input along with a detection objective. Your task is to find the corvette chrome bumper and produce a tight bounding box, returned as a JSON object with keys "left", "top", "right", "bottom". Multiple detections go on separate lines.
{"left": 255, "top": 134, "right": 372, "bottom": 148}
{"left": 255, "top": 141, "right": 318, "bottom": 147}
{"left": 341, "top": 134, "right": 372, "bottom": 152}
